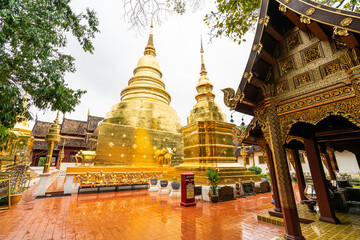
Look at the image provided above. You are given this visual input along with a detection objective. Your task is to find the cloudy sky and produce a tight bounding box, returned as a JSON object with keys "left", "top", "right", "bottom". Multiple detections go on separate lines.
{"left": 30, "top": 0, "right": 255, "bottom": 128}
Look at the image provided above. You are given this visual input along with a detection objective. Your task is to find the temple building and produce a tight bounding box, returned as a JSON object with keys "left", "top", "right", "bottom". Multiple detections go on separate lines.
{"left": 222, "top": 0, "right": 360, "bottom": 239}
{"left": 94, "top": 21, "right": 184, "bottom": 167}
{"left": 177, "top": 40, "right": 261, "bottom": 184}
{"left": 31, "top": 113, "right": 103, "bottom": 167}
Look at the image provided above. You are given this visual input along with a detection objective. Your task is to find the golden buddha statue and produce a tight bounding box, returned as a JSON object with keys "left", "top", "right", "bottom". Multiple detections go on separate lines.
{"left": 96, "top": 170, "right": 106, "bottom": 185}
{"left": 81, "top": 171, "right": 93, "bottom": 185}
{"left": 94, "top": 19, "right": 184, "bottom": 167}
{"left": 109, "top": 172, "right": 118, "bottom": 184}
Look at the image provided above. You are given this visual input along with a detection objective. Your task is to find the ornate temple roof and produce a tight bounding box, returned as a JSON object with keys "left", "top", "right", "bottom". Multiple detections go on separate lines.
{"left": 60, "top": 118, "right": 87, "bottom": 136}
{"left": 32, "top": 121, "right": 52, "bottom": 137}
{"left": 222, "top": 0, "right": 360, "bottom": 115}
{"left": 87, "top": 115, "right": 103, "bottom": 132}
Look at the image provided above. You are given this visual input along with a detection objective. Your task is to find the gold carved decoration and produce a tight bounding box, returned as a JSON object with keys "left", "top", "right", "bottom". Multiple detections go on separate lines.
{"left": 287, "top": 32, "right": 301, "bottom": 50}
{"left": 300, "top": 16, "right": 311, "bottom": 25}
{"left": 259, "top": 15, "right": 270, "bottom": 26}
{"left": 277, "top": 85, "right": 354, "bottom": 114}
{"left": 286, "top": 135, "right": 304, "bottom": 145}
{"left": 334, "top": 27, "right": 349, "bottom": 37}
{"left": 306, "top": 8, "right": 315, "bottom": 16}
{"left": 302, "top": 45, "right": 321, "bottom": 64}
{"left": 222, "top": 88, "right": 244, "bottom": 110}
{"left": 246, "top": 72, "right": 253, "bottom": 82}
{"left": 276, "top": 81, "right": 287, "bottom": 93}
{"left": 334, "top": 39, "right": 347, "bottom": 50}
{"left": 252, "top": 43, "right": 263, "bottom": 55}
{"left": 340, "top": 17, "right": 353, "bottom": 27}
{"left": 264, "top": 15, "right": 270, "bottom": 27}
{"left": 294, "top": 72, "right": 312, "bottom": 87}
{"left": 339, "top": 49, "right": 360, "bottom": 71}
{"left": 284, "top": 0, "right": 291, "bottom": 4}
{"left": 320, "top": 60, "right": 342, "bottom": 78}
{"left": 279, "top": 57, "right": 294, "bottom": 74}
{"left": 279, "top": 4, "right": 287, "bottom": 13}
{"left": 279, "top": 96, "right": 360, "bottom": 143}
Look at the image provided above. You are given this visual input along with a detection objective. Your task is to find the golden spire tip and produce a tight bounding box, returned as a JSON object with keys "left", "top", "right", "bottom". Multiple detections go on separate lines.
{"left": 200, "top": 36, "right": 206, "bottom": 74}
{"left": 54, "top": 111, "right": 60, "bottom": 124}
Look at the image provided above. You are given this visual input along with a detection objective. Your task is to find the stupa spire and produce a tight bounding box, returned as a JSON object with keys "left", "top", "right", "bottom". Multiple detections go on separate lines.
{"left": 200, "top": 36, "right": 207, "bottom": 75}
{"left": 195, "top": 37, "right": 215, "bottom": 103}
{"left": 144, "top": 18, "right": 156, "bottom": 56}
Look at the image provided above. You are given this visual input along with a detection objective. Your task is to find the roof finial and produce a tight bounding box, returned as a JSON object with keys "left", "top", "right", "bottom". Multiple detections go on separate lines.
{"left": 200, "top": 36, "right": 207, "bottom": 75}
{"left": 88, "top": 108, "right": 90, "bottom": 117}
{"left": 54, "top": 111, "right": 60, "bottom": 124}
{"left": 144, "top": 18, "right": 156, "bottom": 56}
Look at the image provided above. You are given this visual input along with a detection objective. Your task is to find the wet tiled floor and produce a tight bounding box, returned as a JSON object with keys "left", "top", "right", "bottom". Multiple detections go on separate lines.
{"left": 273, "top": 204, "right": 360, "bottom": 240}
{"left": 0, "top": 186, "right": 284, "bottom": 240}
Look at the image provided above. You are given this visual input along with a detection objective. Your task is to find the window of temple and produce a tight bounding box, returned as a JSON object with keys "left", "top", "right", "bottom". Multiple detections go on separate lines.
{"left": 259, "top": 156, "right": 265, "bottom": 165}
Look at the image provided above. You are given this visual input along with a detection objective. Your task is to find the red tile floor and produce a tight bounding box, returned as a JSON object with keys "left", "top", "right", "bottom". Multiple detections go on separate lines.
{"left": 0, "top": 186, "right": 284, "bottom": 240}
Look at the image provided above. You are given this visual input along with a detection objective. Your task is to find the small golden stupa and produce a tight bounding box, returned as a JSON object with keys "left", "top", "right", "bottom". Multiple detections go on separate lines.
{"left": 94, "top": 20, "right": 184, "bottom": 167}
{"left": 177, "top": 39, "right": 261, "bottom": 184}
{"left": 0, "top": 93, "right": 33, "bottom": 164}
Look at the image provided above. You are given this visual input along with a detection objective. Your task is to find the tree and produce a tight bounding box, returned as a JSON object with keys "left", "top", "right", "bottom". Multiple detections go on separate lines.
{"left": 0, "top": 0, "right": 99, "bottom": 142}
{"left": 122, "top": 0, "right": 360, "bottom": 44}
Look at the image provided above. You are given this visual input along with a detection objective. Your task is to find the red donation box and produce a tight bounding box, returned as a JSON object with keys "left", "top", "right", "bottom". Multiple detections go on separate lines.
{"left": 180, "top": 172, "right": 196, "bottom": 207}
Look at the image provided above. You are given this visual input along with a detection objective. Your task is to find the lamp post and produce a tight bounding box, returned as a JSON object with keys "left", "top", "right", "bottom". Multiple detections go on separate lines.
{"left": 43, "top": 112, "right": 61, "bottom": 173}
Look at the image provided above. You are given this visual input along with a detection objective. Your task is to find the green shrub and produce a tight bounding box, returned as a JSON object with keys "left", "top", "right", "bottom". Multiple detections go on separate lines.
{"left": 38, "top": 157, "right": 46, "bottom": 166}
{"left": 248, "top": 166, "right": 262, "bottom": 175}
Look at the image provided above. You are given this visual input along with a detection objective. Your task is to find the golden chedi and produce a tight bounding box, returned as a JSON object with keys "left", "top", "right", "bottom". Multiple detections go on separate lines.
{"left": 177, "top": 39, "right": 260, "bottom": 184}
{"left": 94, "top": 21, "right": 184, "bottom": 167}
{"left": 0, "top": 93, "right": 34, "bottom": 164}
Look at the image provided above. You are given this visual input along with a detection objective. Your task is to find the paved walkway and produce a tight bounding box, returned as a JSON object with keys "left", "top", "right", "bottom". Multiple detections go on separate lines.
{"left": 0, "top": 187, "right": 284, "bottom": 240}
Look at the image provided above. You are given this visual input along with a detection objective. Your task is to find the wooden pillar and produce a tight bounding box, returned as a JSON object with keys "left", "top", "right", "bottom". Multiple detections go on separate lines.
{"left": 265, "top": 98, "right": 304, "bottom": 240}
{"left": 303, "top": 137, "right": 340, "bottom": 224}
{"left": 290, "top": 149, "right": 306, "bottom": 203}
{"left": 266, "top": 144, "right": 281, "bottom": 212}
{"left": 324, "top": 153, "right": 336, "bottom": 180}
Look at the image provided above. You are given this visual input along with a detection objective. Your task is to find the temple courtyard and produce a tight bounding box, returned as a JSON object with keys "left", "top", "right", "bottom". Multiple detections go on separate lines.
{"left": 0, "top": 184, "right": 285, "bottom": 240}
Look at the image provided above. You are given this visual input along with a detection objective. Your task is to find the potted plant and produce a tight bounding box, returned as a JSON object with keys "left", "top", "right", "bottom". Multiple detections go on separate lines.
{"left": 206, "top": 168, "right": 220, "bottom": 203}
{"left": 150, "top": 178, "right": 158, "bottom": 186}
{"left": 159, "top": 176, "right": 168, "bottom": 188}
{"left": 171, "top": 177, "right": 180, "bottom": 190}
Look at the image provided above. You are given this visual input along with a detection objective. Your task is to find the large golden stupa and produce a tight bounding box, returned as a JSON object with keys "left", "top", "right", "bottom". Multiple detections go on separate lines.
{"left": 94, "top": 21, "right": 184, "bottom": 167}
{"left": 177, "top": 40, "right": 261, "bottom": 184}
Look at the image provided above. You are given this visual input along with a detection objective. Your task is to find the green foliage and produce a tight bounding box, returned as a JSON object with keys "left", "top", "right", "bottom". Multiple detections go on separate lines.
{"left": 204, "top": 0, "right": 261, "bottom": 44}
{"left": 248, "top": 166, "right": 262, "bottom": 175}
{"left": 206, "top": 168, "right": 220, "bottom": 195}
{"left": 0, "top": 0, "right": 99, "bottom": 139}
{"left": 38, "top": 157, "right": 46, "bottom": 167}
{"left": 172, "top": 176, "right": 180, "bottom": 183}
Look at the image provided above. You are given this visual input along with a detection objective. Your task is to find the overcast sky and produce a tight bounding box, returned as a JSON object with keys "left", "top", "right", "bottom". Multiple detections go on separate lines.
{"left": 29, "top": 0, "right": 255, "bottom": 128}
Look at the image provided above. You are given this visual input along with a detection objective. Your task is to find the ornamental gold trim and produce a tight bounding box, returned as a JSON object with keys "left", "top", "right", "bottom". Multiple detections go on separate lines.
{"left": 284, "top": 0, "right": 291, "bottom": 4}
{"left": 306, "top": 7, "right": 315, "bottom": 16}
{"left": 279, "top": 96, "right": 360, "bottom": 143}
{"left": 340, "top": 17, "right": 353, "bottom": 27}
{"left": 279, "top": 4, "right": 287, "bottom": 13}
{"left": 334, "top": 27, "right": 349, "bottom": 37}
{"left": 277, "top": 85, "right": 354, "bottom": 115}
{"left": 300, "top": 15, "right": 311, "bottom": 24}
